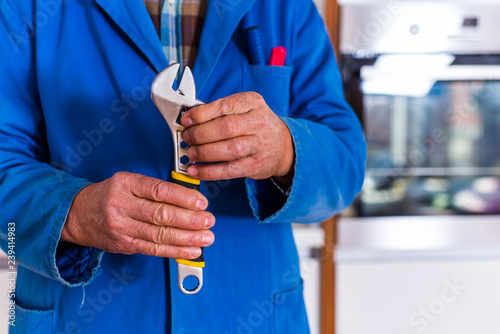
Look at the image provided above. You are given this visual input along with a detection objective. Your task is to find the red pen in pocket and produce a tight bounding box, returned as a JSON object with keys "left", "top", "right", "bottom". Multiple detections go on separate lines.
{"left": 268, "top": 46, "right": 287, "bottom": 66}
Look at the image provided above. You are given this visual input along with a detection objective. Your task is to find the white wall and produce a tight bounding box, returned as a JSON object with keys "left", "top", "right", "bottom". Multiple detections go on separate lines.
{"left": 337, "top": 259, "right": 500, "bottom": 334}
{"left": 313, "top": 0, "right": 326, "bottom": 18}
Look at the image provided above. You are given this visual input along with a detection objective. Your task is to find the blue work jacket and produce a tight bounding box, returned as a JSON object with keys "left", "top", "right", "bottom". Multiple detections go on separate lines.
{"left": 0, "top": 0, "right": 366, "bottom": 333}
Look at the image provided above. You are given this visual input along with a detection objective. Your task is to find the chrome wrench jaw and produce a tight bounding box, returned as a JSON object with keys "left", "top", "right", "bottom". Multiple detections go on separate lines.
{"left": 151, "top": 64, "right": 205, "bottom": 176}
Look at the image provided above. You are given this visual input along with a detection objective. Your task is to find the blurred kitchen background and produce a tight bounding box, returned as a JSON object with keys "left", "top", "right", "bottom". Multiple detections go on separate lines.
{"left": 1, "top": 0, "right": 500, "bottom": 333}
{"left": 292, "top": 0, "right": 500, "bottom": 333}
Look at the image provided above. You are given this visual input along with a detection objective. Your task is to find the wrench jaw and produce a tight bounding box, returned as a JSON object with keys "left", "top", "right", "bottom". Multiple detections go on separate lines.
{"left": 177, "top": 66, "right": 196, "bottom": 99}
{"left": 151, "top": 63, "right": 205, "bottom": 176}
{"left": 177, "top": 263, "right": 203, "bottom": 295}
{"left": 151, "top": 63, "right": 182, "bottom": 133}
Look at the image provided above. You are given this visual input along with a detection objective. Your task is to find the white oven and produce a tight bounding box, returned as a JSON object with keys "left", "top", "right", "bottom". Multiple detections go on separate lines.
{"left": 340, "top": 1, "right": 500, "bottom": 218}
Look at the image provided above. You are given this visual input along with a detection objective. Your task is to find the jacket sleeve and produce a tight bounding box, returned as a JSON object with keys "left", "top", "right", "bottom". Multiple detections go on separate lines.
{"left": 0, "top": 1, "right": 103, "bottom": 287}
{"left": 245, "top": 0, "right": 366, "bottom": 224}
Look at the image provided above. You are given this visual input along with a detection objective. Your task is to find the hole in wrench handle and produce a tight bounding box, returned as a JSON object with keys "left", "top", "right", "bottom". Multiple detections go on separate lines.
{"left": 176, "top": 263, "right": 203, "bottom": 294}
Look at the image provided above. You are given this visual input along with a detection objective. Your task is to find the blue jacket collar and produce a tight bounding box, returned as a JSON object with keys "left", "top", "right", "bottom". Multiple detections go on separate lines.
{"left": 94, "top": 0, "right": 256, "bottom": 95}
{"left": 194, "top": 0, "right": 256, "bottom": 94}
{"left": 94, "top": 0, "right": 169, "bottom": 73}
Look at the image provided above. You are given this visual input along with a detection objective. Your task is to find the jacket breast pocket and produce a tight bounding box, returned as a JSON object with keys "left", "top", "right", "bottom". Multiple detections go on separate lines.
{"left": 11, "top": 302, "right": 55, "bottom": 334}
{"left": 242, "top": 64, "right": 293, "bottom": 117}
{"left": 273, "top": 280, "right": 310, "bottom": 334}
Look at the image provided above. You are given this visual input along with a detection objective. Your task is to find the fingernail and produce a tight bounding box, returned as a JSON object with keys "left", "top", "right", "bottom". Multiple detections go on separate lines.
{"left": 204, "top": 215, "right": 215, "bottom": 228}
{"left": 182, "top": 116, "right": 194, "bottom": 127}
{"left": 190, "top": 248, "right": 202, "bottom": 258}
{"left": 196, "top": 198, "right": 207, "bottom": 210}
{"left": 203, "top": 233, "right": 214, "bottom": 246}
{"left": 188, "top": 166, "right": 198, "bottom": 177}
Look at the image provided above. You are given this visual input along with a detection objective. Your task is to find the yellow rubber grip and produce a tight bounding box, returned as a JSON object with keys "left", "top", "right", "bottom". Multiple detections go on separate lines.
{"left": 175, "top": 258, "right": 205, "bottom": 268}
{"left": 171, "top": 171, "right": 200, "bottom": 185}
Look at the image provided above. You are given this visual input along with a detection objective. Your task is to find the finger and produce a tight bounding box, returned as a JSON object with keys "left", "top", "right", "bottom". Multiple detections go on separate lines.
{"left": 188, "top": 156, "right": 264, "bottom": 181}
{"left": 187, "top": 136, "right": 254, "bottom": 163}
{"left": 128, "top": 238, "right": 203, "bottom": 260}
{"left": 129, "top": 220, "right": 215, "bottom": 248}
{"left": 181, "top": 92, "right": 264, "bottom": 127}
{"left": 125, "top": 173, "right": 208, "bottom": 210}
{"left": 126, "top": 198, "right": 216, "bottom": 230}
{"left": 182, "top": 113, "right": 259, "bottom": 145}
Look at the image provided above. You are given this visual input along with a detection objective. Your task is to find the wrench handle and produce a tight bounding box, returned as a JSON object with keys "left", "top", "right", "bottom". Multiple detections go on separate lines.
{"left": 171, "top": 171, "right": 205, "bottom": 294}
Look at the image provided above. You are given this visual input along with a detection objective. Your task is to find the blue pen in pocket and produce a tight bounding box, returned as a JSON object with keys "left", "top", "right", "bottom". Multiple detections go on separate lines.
{"left": 243, "top": 12, "right": 265, "bottom": 65}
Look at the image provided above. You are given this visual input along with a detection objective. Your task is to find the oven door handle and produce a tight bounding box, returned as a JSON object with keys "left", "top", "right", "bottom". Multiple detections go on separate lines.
{"left": 361, "top": 65, "right": 500, "bottom": 81}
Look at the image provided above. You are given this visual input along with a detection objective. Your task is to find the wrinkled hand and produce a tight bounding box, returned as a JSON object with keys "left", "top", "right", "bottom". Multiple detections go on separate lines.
{"left": 61, "top": 172, "right": 215, "bottom": 260}
{"left": 181, "top": 92, "right": 295, "bottom": 185}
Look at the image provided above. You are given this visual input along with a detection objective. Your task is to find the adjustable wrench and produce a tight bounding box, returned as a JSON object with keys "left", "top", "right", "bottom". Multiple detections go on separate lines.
{"left": 151, "top": 63, "right": 205, "bottom": 295}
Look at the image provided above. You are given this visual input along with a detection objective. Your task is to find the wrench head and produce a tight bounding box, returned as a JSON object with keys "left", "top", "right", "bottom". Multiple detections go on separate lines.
{"left": 153, "top": 62, "right": 180, "bottom": 97}
{"left": 151, "top": 63, "right": 204, "bottom": 175}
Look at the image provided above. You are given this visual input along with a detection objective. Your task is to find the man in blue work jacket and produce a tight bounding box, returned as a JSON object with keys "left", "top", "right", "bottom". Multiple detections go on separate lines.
{"left": 0, "top": 0, "right": 366, "bottom": 333}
